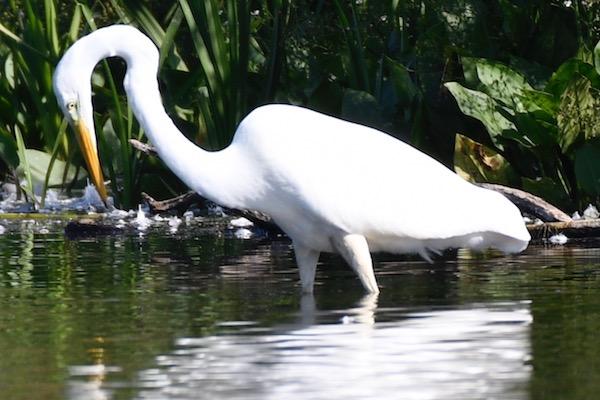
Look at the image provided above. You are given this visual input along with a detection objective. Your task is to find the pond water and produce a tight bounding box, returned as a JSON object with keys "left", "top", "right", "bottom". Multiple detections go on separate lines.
{"left": 0, "top": 216, "right": 599, "bottom": 399}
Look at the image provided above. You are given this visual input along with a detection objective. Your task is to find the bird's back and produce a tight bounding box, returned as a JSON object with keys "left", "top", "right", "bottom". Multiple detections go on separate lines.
{"left": 232, "top": 105, "right": 529, "bottom": 254}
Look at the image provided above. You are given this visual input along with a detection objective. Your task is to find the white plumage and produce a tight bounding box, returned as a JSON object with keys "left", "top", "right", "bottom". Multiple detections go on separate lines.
{"left": 54, "top": 25, "right": 530, "bottom": 293}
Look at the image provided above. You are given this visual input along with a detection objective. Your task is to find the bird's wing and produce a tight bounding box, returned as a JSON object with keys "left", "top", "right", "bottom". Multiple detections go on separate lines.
{"left": 236, "top": 105, "right": 522, "bottom": 244}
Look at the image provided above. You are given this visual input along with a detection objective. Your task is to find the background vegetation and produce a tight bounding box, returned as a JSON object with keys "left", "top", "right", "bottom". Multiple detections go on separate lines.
{"left": 1, "top": 0, "right": 600, "bottom": 211}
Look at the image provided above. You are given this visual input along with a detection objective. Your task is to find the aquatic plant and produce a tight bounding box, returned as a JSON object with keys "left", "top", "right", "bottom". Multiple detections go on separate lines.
{"left": 0, "top": 1, "right": 149, "bottom": 208}
{"left": 446, "top": 46, "right": 600, "bottom": 210}
{"left": 0, "top": 0, "right": 81, "bottom": 204}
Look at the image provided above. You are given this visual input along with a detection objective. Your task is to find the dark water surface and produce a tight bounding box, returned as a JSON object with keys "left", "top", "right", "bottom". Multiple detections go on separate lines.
{"left": 0, "top": 218, "right": 599, "bottom": 399}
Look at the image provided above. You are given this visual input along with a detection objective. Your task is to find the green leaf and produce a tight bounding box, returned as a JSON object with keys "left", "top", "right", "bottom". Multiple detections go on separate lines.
{"left": 40, "top": 119, "right": 69, "bottom": 208}
{"left": 474, "top": 58, "right": 534, "bottom": 112}
{"left": 99, "top": 117, "right": 124, "bottom": 174}
{"left": 160, "top": 6, "right": 185, "bottom": 70}
{"left": 44, "top": 0, "right": 60, "bottom": 57}
{"left": 557, "top": 76, "right": 600, "bottom": 152}
{"left": 453, "top": 134, "right": 518, "bottom": 186}
{"left": 445, "top": 82, "right": 515, "bottom": 150}
{"left": 18, "top": 149, "right": 82, "bottom": 188}
{"left": 510, "top": 112, "right": 557, "bottom": 148}
{"left": 179, "top": 0, "right": 225, "bottom": 132}
{"left": 333, "top": 0, "right": 370, "bottom": 92}
{"left": 461, "top": 57, "right": 480, "bottom": 87}
{"left": 0, "top": 128, "right": 19, "bottom": 169}
{"left": 14, "top": 126, "right": 35, "bottom": 201}
{"left": 67, "top": 5, "right": 82, "bottom": 44}
{"left": 593, "top": 39, "right": 600, "bottom": 77}
{"left": 386, "top": 58, "right": 417, "bottom": 106}
{"left": 520, "top": 89, "right": 558, "bottom": 117}
{"left": 4, "top": 53, "right": 15, "bottom": 88}
{"left": 574, "top": 143, "right": 600, "bottom": 197}
{"left": 545, "top": 59, "right": 594, "bottom": 97}
{"left": 509, "top": 56, "right": 552, "bottom": 89}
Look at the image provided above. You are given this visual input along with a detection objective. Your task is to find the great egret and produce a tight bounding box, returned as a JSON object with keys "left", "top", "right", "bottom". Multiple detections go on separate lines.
{"left": 53, "top": 25, "right": 530, "bottom": 293}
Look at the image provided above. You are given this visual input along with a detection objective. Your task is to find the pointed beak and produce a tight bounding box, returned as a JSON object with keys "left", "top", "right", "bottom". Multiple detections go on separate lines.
{"left": 74, "top": 120, "right": 108, "bottom": 203}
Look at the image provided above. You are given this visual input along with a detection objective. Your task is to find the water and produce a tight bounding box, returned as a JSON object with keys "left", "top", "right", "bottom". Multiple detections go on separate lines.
{"left": 0, "top": 218, "right": 599, "bottom": 399}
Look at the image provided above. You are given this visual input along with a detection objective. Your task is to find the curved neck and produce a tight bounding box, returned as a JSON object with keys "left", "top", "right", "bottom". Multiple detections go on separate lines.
{"left": 76, "top": 26, "right": 242, "bottom": 207}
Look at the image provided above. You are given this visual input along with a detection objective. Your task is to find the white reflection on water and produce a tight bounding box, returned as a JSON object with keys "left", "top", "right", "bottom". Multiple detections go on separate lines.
{"left": 126, "top": 298, "right": 532, "bottom": 400}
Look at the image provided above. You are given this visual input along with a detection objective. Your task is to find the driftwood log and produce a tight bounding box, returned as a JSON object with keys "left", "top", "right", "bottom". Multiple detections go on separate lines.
{"left": 131, "top": 139, "right": 600, "bottom": 240}
{"left": 132, "top": 139, "right": 281, "bottom": 233}
{"left": 65, "top": 218, "right": 123, "bottom": 238}
{"left": 141, "top": 191, "right": 206, "bottom": 214}
{"left": 477, "top": 183, "right": 572, "bottom": 222}
{"left": 527, "top": 219, "right": 600, "bottom": 240}
{"left": 141, "top": 191, "right": 283, "bottom": 235}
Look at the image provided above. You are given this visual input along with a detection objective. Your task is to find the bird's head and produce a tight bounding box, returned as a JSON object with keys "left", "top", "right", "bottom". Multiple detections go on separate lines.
{"left": 53, "top": 36, "right": 108, "bottom": 203}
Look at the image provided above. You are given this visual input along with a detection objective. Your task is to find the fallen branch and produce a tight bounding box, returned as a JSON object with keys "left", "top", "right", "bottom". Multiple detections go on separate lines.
{"left": 130, "top": 139, "right": 157, "bottom": 156}
{"left": 478, "top": 183, "right": 572, "bottom": 222}
{"left": 142, "top": 192, "right": 282, "bottom": 235}
{"left": 527, "top": 219, "right": 600, "bottom": 239}
{"left": 133, "top": 139, "right": 281, "bottom": 233}
{"left": 141, "top": 191, "right": 205, "bottom": 213}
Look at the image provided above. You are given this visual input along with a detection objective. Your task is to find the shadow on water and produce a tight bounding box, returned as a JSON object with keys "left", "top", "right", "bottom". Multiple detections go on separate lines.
{"left": 0, "top": 219, "right": 600, "bottom": 399}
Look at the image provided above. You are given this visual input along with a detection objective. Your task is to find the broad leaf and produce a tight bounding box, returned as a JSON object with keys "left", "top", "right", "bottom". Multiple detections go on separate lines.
{"left": 445, "top": 82, "right": 515, "bottom": 149}
{"left": 17, "top": 149, "right": 83, "bottom": 188}
{"left": 510, "top": 112, "right": 557, "bottom": 148}
{"left": 461, "top": 57, "right": 480, "bottom": 88}
{"left": 545, "top": 59, "right": 594, "bottom": 97}
{"left": 474, "top": 58, "right": 534, "bottom": 112}
{"left": 520, "top": 89, "right": 558, "bottom": 117}
{"left": 594, "top": 39, "right": 600, "bottom": 77}
{"left": 0, "top": 128, "right": 19, "bottom": 169}
{"left": 557, "top": 76, "right": 600, "bottom": 152}
{"left": 508, "top": 56, "right": 552, "bottom": 89}
{"left": 4, "top": 53, "right": 15, "bottom": 88}
{"left": 453, "top": 134, "right": 517, "bottom": 185}
{"left": 386, "top": 58, "right": 417, "bottom": 106}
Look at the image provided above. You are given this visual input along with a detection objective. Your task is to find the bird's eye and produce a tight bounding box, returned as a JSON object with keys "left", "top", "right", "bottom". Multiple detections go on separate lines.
{"left": 65, "top": 101, "right": 79, "bottom": 121}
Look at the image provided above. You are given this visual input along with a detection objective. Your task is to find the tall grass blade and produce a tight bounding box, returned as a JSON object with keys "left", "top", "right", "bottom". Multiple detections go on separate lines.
{"left": 203, "top": 0, "right": 228, "bottom": 85}
{"left": 160, "top": 7, "right": 185, "bottom": 69}
{"left": 179, "top": 0, "right": 226, "bottom": 147}
{"left": 81, "top": 3, "right": 135, "bottom": 208}
{"left": 14, "top": 126, "right": 35, "bottom": 205}
{"left": 40, "top": 118, "right": 69, "bottom": 208}
{"left": 264, "top": 0, "right": 288, "bottom": 100}
{"left": 67, "top": 6, "right": 82, "bottom": 44}
{"left": 333, "top": 0, "right": 370, "bottom": 92}
{"left": 0, "top": 21, "right": 49, "bottom": 59}
{"left": 44, "top": 0, "right": 60, "bottom": 56}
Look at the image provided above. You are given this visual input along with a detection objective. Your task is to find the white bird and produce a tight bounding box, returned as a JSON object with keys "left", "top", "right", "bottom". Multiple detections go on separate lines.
{"left": 53, "top": 25, "right": 530, "bottom": 293}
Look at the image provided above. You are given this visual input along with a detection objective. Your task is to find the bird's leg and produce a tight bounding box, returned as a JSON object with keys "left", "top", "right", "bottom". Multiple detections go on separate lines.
{"left": 293, "top": 242, "right": 320, "bottom": 293}
{"left": 331, "top": 234, "right": 379, "bottom": 293}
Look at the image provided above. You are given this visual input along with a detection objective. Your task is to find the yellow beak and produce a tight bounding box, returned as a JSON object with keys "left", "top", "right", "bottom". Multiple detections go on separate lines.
{"left": 74, "top": 120, "right": 108, "bottom": 203}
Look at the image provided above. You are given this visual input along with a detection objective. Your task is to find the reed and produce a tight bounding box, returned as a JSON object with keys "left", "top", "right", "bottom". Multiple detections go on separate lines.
{"left": 0, "top": 0, "right": 81, "bottom": 205}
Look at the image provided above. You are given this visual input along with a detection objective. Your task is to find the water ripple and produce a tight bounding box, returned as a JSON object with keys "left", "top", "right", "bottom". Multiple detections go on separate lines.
{"left": 128, "top": 300, "right": 531, "bottom": 400}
